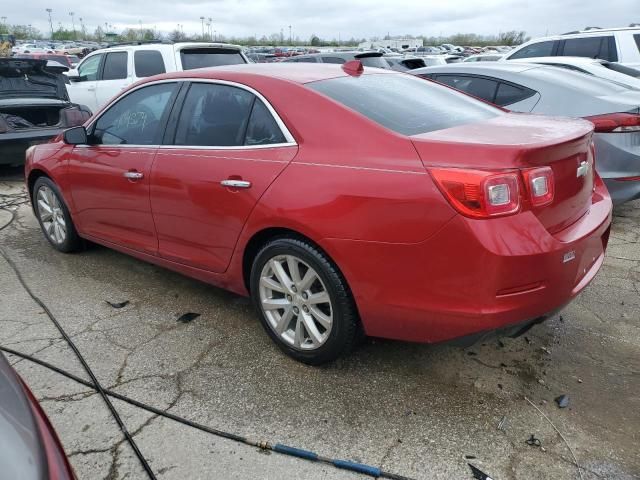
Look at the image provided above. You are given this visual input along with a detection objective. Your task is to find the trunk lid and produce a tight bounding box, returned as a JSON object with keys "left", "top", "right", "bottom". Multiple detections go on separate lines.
{"left": 0, "top": 58, "right": 69, "bottom": 101}
{"left": 412, "top": 113, "right": 596, "bottom": 234}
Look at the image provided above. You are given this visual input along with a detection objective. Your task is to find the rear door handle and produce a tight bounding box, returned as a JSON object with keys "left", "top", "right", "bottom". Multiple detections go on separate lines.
{"left": 220, "top": 179, "right": 251, "bottom": 189}
{"left": 123, "top": 171, "right": 144, "bottom": 180}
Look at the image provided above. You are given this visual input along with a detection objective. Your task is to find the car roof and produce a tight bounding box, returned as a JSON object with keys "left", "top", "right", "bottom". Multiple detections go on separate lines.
{"left": 102, "top": 42, "right": 242, "bottom": 52}
{"left": 412, "top": 62, "right": 542, "bottom": 75}
{"left": 509, "top": 56, "right": 605, "bottom": 66}
{"left": 152, "top": 62, "right": 397, "bottom": 85}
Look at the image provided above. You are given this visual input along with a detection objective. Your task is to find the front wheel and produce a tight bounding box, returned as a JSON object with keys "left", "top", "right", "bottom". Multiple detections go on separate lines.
{"left": 250, "top": 237, "right": 359, "bottom": 365}
{"left": 32, "top": 177, "right": 83, "bottom": 253}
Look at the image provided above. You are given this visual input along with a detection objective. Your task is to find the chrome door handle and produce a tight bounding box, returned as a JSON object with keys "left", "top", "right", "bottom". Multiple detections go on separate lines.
{"left": 220, "top": 179, "right": 251, "bottom": 189}
{"left": 123, "top": 171, "right": 144, "bottom": 179}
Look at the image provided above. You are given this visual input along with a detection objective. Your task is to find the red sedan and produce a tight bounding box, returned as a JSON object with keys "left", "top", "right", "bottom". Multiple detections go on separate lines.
{"left": 25, "top": 63, "right": 612, "bottom": 364}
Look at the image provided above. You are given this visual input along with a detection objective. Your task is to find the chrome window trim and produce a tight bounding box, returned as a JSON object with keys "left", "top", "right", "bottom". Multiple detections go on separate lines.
{"left": 85, "top": 77, "right": 297, "bottom": 150}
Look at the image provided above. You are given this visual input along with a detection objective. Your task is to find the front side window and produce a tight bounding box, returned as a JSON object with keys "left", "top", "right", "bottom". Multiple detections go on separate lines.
{"left": 102, "top": 52, "right": 128, "bottom": 80}
{"left": 180, "top": 48, "right": 246, "bottom": 69}
{"left": 91, "top": 83, "right": 176, "bottom": 145}
{"left": 508, "top": 40, "right": 555, "bottom": 59}
{"left": 309, "top": 73, "right": 500, "bottom": 136}
{"left": 77, "top": 54, "right": 102, "bottom": 81}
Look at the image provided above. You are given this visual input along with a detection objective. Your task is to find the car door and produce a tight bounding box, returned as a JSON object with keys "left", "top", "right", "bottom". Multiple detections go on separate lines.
{"left": 95, "top": 51, "right": 133, "bottom": 111}
{"left": 67, "top": 53, "right": 103, "bottom": 112}
{"left": 150, "top": 81, "right": 298, "bottom": 273}
{"left": 67, "top": 82, "right": 179, "bottom": 254}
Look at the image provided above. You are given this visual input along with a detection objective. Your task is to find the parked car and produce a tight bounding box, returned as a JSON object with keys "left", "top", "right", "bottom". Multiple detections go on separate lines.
{"left": 464, "top": 54, "right": 504, "bottom": 62}
{"left": 383, "top": 55, "right": 426, "bottom": 71}
{"left": 16, "top": 53, "right": 74, "bottom": 69}
{"left": 508, "top": 56, "right": 640, "bottom": 89}
{"left": 26, "top": 63, "right": 611, "bottom": 364}
{"left": 246, "top": 52, "right": 277, "bottom": 63}
{"left": 501, "top": 27, "right": 640, "bottom": 67}
{"left": 0, "top": 352, "right": 76, "bottom": 480}
{"left": 412, "top": 62, "right": 640, "bottom": 204}
{"left": 66, "top": 42, "right": 249, "bottom": 112}
{"left": 0, "top": 58, "right": 91, "bottom": 166}
{"left": 12, "top": 43, "right": 52, "bottom": 55}
{"left": 281, "top": 51, "right": 391, "bottom": 69}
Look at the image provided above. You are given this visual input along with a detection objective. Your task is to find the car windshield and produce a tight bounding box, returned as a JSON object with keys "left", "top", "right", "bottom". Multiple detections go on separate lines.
{"left": 180, "top": 48, "right": 245, "bottom": 69}
{"left": 308, "top": 73, "right": 500, "bottom": 135}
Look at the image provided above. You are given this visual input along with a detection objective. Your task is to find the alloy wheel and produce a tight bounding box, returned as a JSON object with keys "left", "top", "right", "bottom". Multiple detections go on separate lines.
{"left": 259, "top": 254, "right": 333, "bottom": 350}
{"left": 37, "top": 186, "right": 67, "bottom": 244}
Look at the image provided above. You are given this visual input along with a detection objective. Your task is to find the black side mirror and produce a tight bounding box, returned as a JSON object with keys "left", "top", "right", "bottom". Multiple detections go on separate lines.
{"left": 63, "top": 126, "right": 88, "bottom": 145}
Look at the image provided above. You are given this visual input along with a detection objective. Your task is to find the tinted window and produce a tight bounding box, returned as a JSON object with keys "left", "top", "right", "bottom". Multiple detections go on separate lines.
{"left": 296, "top": 56, "right": 318, "bottom": 63}
{"left": 174, "top": 83, "right": 254, "bottom": 146}
{"left": 635, "top": 34, "right": 640, "bottom": 52}
{"left": 604, "top": 62, "right": 640, "bottom": 78}
{"left": 309, "top": 74, "right": 500, "bottom": 135}
{"left": 359, "top": 56, "right": 390, "bottom": 69}
{"left": 134, "top": 50, "right": 166, "bottom": 77}
{"left": 322, "top": 56, "right": 346, "bottom": 64}
{"left": 495, "top": 82, "right": 535, "bottom": 106}
{"left": 92, "top": 83, "right": 176, "bottom": 145}
{"left": 434, "top": 75, "right": 499, "bottom": 103}
{"left": 77, "top": 54, "right": 102, "bottom": 81}
{"left": 180, "top": 48, "right": 245, "bottom": 69}
{"left": 508, "top": 40, "right": 555, "bottom": 59}
{"left": 102, "top": 52, "right": 128, "bottom": 80}
{"left": 562, "top": 36, "right": 606, "bottom": 59}
{"left": 245, "top": 100, "right": 286, "bottom": 146}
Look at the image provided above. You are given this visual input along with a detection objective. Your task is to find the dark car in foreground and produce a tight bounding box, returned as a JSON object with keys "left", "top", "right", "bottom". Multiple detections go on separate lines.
{"left": 26, "top": 63, "right": 611, "bottom": 364}
{"left": 0, "top": 58, "right": 91, "bottom": 166}
{"left": 0, "top": 353, "right": 75, "bottom": 479}
{"left": 412, "top": 62, "right": 640, "bottom": 205}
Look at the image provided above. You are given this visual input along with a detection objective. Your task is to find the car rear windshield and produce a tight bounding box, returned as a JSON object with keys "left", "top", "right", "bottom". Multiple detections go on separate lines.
{"left": 355, "top": 55, "right": 390, "bottom": 69}
{"left": 180, "top": 48, "right": 246, "bottom": 69}
{"left": 308, "top": 73, "right": 501, "bottom": 135}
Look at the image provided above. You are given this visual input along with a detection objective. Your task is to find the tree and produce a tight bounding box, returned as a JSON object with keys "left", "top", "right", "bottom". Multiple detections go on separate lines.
{"left": 310, "top": 34, "right": 320, "bottom": 46}
{"left": 168, "top": 29, "right": 186, "bottom": 42}
{"left": 94, "top": 26, "right": 104, "bottom": 43}
{"left": 498, "top": 30, "right": 529, "bottom": 46}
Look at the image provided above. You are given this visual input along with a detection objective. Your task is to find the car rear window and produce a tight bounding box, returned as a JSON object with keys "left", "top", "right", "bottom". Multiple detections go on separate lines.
{"left": 561, "top": 36, "right": 618, "bottom": 62}
{"left": 180, "top": 48, "right": 246, "bottom": 69}
{"left": 308, "top": 73, "right": 500, "bottom": 136}
{"left": 134, "top": 50, "right": 166, "bottom": 77}
{"left": 356, "top": 55, "right": 390, "bottom": 69}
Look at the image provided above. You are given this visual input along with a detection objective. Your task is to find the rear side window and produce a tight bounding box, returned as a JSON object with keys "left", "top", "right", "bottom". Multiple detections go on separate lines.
{"left": 561, "top": 36, "right": 617, "bottom": 61}
{"left": 245, "top": 100, "right": 286, "bottom": 145}
{"left": 434, "top": 75, "right": 499, "bottom": 103}
{"left": 134, "top": 50, "right": 166, "bottom": 77}
{"left": 508, "top": 40, "right": 555, "bottom": 59}
{"left": 174, "top": 83, "right": 255, "bottom": 146}
{"left": 322, "top": 56, "right": 346, "bottom": 64}
{"left": 102, "top": 52, "right": 128, "bottom": 80}
{"left": 180, "top": 48, "right": 246, "bottom": 69}
{"left": 494, "top": 82, "right": 535, "bottom": 106}
{"left": 308, "top": 73, "right": 500, "bottom": 136}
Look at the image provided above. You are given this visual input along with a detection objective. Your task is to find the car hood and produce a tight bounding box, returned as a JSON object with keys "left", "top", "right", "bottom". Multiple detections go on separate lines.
{"left": 0, "top": 354, "right": 47, "bottom": 480}
{"left": 0, "top": 58, "right": 69, "bottom": 101}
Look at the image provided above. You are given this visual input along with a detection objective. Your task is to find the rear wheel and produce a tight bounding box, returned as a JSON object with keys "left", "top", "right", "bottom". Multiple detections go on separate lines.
{"left": 33, "top": 177, "right": 82, "bottom": 253}
{"left": 250, "top": 237, "right": 359, "bottom": 365}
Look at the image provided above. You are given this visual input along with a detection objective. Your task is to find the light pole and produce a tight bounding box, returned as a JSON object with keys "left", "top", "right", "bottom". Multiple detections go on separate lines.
{"left": 200, "top": 16, "right": 205, "bottom": 39}
{"left": 214, "top": 30, "right": 216, "bottom": 42}
{"left": 208, "top": 17, "right": 212, "bottom": 40}
{"left": 45, "top": 9, "right": 53, "bottom": 39}
{"left": 79, "top": 17, "right": 85, "bottom": 40}
{"left": 289, "top": 25, "right": 291, "bottom": 45}
{"left": 69, "top": 12, "right": 75, "bottom": 40}
{"left": 139, "top": 20, "right": 143, "bottom": 40}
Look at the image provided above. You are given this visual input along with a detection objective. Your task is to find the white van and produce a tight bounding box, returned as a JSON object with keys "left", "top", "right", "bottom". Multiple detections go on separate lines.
{"left": 67, "top": 42, "right": 249, "bottom": 113}
{"left": 501, "top": 27, "right": 640, "bottom": 68}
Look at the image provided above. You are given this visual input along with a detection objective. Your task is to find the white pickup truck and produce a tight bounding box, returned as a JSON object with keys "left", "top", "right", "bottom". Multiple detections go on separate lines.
{"left": 66, "top": 42, "right": 249, "bottom": 113}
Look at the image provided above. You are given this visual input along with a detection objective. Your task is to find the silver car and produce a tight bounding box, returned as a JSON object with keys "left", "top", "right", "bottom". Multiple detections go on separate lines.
{"left": 412, "top": 63, "right": 640, "bottom": 205}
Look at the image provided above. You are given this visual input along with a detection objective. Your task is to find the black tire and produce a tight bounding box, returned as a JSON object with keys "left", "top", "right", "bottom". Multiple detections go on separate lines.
{"left": 32, "top": 177, "right": 83, "bottom": 253}
{"left": 250, "top": 237, "right": 359, "bottom": 365}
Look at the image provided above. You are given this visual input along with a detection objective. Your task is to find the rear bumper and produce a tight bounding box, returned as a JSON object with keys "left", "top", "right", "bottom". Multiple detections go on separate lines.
{"left": 0, "top": 129, "right": 62, "bottom": 165}
{"left": 320, "top": 179, "right": 612, "bottom": 343}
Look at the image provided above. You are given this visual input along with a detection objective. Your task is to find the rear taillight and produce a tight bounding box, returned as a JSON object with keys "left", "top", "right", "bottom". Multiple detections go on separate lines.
{"left": 585, "top": 113, "right": 640, "bottom": 133}
{"left": 429, "top": 168, "right": 520, "bottom": 218}
{"left": 522, "top": 166, "right": 554, "bottom": 207}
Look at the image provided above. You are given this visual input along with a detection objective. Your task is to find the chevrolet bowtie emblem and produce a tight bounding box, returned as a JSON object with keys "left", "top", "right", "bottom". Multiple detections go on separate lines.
{"left": 576, "top": 160, "right": 589, "bottom": 178}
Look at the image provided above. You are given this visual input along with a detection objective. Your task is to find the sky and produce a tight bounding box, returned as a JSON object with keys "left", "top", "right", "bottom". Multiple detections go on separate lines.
{"left": 3, "top": 0, "right": 638, "bottom": 41}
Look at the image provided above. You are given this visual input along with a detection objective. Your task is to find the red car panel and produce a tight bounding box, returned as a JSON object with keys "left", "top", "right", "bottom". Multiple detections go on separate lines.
{"left": 25, "top": 64, "right": 613, "bottom": 350}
